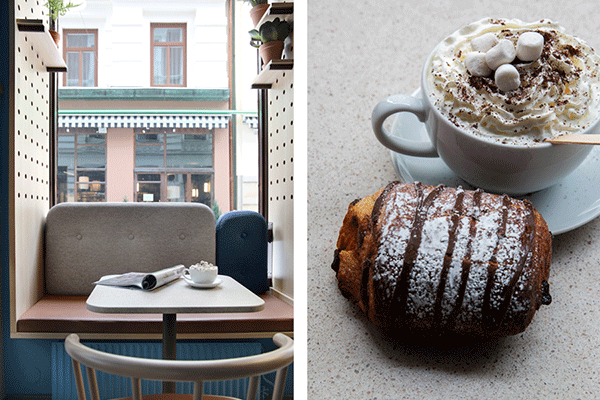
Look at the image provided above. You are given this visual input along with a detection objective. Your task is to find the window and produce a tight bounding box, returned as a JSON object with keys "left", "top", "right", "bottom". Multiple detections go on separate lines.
{"left": 151, "top": 23, "right": 186, "bottom": 87}
{"left": 134, "top": 129, "right": 213, "bottom": 205}
{"left": 54, "top": 5, "right": 256, "bottom": 212}
{"left": 57, "top": 128, "right": 107, "bottom": 202}
{"left": 63, "top": 29, "right": 98, "bottom": 87}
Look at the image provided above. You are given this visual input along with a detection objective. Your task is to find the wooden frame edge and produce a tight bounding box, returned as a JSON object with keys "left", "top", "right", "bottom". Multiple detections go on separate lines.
{"left": 11, "top": 331, "right": 293, "bottom": 340}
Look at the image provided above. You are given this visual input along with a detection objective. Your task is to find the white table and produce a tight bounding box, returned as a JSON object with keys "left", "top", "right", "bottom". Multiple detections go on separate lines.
{"left": 86, "top": 275, "right": 265, "bottom": 393}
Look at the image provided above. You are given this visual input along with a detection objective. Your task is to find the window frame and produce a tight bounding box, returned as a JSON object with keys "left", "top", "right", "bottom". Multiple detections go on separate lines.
{"left": 57, "top": 128, "right": 107, "bottom": 203}
{"left": 133, "top": 128, "right": 215, "bottom": 205}
{"left": 62, "top": 29, "right": 99, "bottom": 87}
{"left": 150, "top": 23, "right": 187, "bottom": 87}
{"left": 134, "top": 171, "right": 214, "bottom": 204}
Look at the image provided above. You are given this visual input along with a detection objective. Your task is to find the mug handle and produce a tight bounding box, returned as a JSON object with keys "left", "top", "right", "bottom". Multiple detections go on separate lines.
{"left": 372, "top": 94, "right": 439, "bottom": 157}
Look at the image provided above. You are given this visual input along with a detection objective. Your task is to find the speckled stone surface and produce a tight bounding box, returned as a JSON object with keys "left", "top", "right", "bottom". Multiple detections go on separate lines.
{"left": 307, "top": 1, "right": 600, "bottom": 399}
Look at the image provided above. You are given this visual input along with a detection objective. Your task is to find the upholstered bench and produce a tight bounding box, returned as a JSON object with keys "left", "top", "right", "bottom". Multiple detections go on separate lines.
{"left": 17, "top": 203, "right": 293, "bottom": 338}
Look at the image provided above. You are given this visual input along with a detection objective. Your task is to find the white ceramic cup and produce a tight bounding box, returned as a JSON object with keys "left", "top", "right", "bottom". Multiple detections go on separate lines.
{"left": 371, "top": 45, "right": 598, "bottom": 196}
{"left": 183, "top": 264, "right": 218, "bottom": 284}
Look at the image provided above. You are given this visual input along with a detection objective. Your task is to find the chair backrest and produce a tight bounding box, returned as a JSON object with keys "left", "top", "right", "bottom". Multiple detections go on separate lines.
{"left": 45, "top": 202, "right": 216, "bottom": 295}
{"left": 65, "top": 333, "right": 293, "bottom": 400}
{"left": 216, "top": 211, "right": 269, "bottom": 294}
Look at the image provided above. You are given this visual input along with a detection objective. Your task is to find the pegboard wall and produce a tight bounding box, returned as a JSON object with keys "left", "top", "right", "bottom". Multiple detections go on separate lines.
{"left": 10, "top": 0, "right": 52, "bottom": 328}
{"left": 267, "top": 70, "right": 294, "bottom": 299}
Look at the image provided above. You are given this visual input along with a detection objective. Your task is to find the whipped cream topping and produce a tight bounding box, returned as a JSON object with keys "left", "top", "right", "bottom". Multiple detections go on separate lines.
{"left": 190, "top": 261, "right": 217, "bottom": 271}
{"left": 427, "top": 18, "right": 600, "bottom": 145}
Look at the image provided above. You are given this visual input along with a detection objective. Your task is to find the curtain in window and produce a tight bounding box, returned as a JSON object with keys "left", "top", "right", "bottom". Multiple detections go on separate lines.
{"left": 66, "top": 52, "right": 79, "bottom": 86}
{"left": 67, "top": 33, "right": 95, "bottom": 47}
{"left": 170, "top": 47, "right": 183, "bottom": 85}
{"left": 154, "top": 47, "right": 167, "bottom": 85}
{"left": 82, "top": 52, "right": 95, "bottom": 87}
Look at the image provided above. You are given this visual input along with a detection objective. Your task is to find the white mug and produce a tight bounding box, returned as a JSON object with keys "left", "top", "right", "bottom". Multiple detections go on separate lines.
{"left": 183, "top": 265, "right": 218, "bottom": 284}
{"left": 372, "top": 45, "right": 597, "bottom": 196}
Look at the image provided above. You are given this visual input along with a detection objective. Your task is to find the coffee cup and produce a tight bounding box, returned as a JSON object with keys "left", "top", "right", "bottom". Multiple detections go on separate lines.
{"left": 372, "top": 19, "right": 600, "bottom": 195}
{"left": 184, "top": 262, "right": 218, "bottom": 284}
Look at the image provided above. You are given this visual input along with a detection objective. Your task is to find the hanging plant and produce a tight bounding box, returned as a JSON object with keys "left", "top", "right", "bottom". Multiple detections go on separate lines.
{"left": 242, "top": 0, "right": 270, "bottom": 27}
{"left": 249, "top": 17, "right": 291, "bottom": 66}
{"left": 45, "top": 0, "right": 81, "bottom": 21}
{"left": 45, "top": 0, "right": 81, "bottom": 46}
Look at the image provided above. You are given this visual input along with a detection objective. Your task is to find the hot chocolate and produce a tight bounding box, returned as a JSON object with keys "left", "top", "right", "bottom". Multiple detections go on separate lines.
{"left": 427, "top": 18, "right": 600, "bottom": 145}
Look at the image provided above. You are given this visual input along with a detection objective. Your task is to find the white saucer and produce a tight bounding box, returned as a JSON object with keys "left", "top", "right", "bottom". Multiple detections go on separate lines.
{"left": 182, "top": 275, "right": 223, "bottom": 289}
{"left": 388, "top": 89, "right": 600, "bottom": 235}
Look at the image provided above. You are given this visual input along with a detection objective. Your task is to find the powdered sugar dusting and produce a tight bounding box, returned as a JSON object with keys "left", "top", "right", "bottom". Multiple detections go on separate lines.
{"left": 372, "top": 188, "right": 415, "bottom": 303}
{"left": 372, "top": 183, "right": 536, "bottom": 334}
{"left": 406, "top": 216, "right": 450, "bottom": 326}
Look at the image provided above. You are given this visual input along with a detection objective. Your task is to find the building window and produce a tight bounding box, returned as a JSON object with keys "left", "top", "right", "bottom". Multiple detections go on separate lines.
{"left": 57, "top": 128, "right": 107, "bottom": 202}
{"left": 63, "top": 29, "right": 98, "bottom": 87}
{"left": 134, "top": 129, "right": 213, "bottom": 205}
{"left": 151, "top": 23, "right": 186, "bottom": 87}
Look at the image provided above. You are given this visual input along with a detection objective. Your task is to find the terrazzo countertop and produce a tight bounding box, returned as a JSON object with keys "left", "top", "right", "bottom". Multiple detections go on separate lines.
{"left": 307, "top": 1, "right": 600, "bottom": 398}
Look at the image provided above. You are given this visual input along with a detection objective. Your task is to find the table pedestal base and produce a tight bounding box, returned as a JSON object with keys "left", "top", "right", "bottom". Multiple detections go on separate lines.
{"left": 162, "top": 313, "right": 177, "bottom": 393}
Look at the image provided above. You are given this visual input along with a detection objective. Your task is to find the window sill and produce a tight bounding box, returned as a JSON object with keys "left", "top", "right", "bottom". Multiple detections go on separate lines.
{"left": 15, "top": 292, "right": 293, "bottom": 340}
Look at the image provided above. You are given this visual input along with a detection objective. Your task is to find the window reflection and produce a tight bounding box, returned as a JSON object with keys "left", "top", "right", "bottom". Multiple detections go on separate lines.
{"left": 57, "top": 128, "right": 106, "bottom": 203}
{"left": 134, "top": 129, "right": 214, "bottom": 206}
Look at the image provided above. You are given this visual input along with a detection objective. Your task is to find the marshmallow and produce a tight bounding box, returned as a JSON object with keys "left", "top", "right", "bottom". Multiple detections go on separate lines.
{"left": 471, "top": 32, "right": 499, "bottom": 53}
{"left": 485, "top": 39, "right": 517, "bottom": 70}
{"left": 465, "top": 52, "right": 492, "bottom": 77}
{"left": 517, "top": 31, "right": 544, "bottom": 62}
{"left": 495, "top": 64, "right": 520, "bottom": 92}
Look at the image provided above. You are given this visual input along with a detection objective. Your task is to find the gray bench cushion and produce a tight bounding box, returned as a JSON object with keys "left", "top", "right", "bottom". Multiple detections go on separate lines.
{"left": 45, "top": 202, "right": 215, "bottom": 296}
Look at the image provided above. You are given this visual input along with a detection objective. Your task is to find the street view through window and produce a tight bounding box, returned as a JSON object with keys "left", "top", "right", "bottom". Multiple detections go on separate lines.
{"left": 56, "top": 0, "right": 260, "bottom": 218}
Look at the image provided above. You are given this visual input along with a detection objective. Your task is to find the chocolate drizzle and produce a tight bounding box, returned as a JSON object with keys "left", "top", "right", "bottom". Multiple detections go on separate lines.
{"left": 389, "top": 183, "right": 445, "bottom": 327}
{"left": 371, "top": 181, "right": 398, "bottom": 228}
{"left": 444, "top": 188, "right": 483, "bottom": 332}
{"left": 362, "top": 181, "right": 400, "bottom": 320}
{"left": 360, "top": 258, "right": 371, "bottom": 316}
{"left": 481, "top": 194, "right": 511, "bottom": 329}
{"left": 432, "top": 188, "right": 465, "bottom": 331}
{"left": 490, "top": 200, "right": 538, "bottom": 328}
{"left": 541, "top": 280, "right": 552, "bottom": 305}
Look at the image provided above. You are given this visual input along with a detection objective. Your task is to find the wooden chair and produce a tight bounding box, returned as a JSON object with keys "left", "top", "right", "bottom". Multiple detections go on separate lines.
{"left": 65, "top": 333, "right": 293, "bottom": 400}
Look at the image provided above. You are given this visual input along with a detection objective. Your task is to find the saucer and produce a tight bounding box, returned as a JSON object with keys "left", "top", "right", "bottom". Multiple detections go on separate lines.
{"left": 182, "top": 275, "right": 223, "bottom": 289}
{"left": 388, "top": 89, "right": 600, "bottom": 235}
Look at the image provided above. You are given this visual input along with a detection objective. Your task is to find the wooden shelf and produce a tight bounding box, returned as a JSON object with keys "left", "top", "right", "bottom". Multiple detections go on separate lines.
{"left": 251, "top": 59, "right": 293, "bottom": 89}
{"left": 16, "top": 19, "right": 67, "bottom": 73}
{"left": 256, "top": 2, "right": 294, "bottom": 27}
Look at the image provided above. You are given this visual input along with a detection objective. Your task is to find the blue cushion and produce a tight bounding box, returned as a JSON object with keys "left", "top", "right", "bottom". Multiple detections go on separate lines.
{"left": 216, "top": 211, "right": 269, "bottom": 294}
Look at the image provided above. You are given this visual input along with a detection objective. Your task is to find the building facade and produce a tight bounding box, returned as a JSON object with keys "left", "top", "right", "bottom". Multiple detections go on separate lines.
{"left": 57, "top": 0, "right": 260, "bottom": 213}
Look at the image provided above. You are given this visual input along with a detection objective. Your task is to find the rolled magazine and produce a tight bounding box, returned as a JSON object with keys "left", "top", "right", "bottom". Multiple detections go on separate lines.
{"left": 93, "top": 264, "right": 185, "bottom": 291}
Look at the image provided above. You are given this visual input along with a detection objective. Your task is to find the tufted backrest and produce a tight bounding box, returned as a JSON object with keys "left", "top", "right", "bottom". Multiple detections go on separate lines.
{"left": 45, "top": 202, "right": 215, "bottom": 296}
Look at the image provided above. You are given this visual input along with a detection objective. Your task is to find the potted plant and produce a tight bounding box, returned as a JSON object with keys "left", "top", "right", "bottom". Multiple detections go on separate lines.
{"left": 45, "top": 0, "right": 81, "bottom": 45}
{"left": 249, "top": 17, "right": 291, "bottom": 66}
{"left": 243, "top": 0, "right": 270, "bottom": 27}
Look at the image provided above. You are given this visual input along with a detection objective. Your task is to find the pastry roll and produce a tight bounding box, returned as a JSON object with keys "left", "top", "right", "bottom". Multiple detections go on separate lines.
{"left": 332, "top": 182, "right": 552, "bottom": 339}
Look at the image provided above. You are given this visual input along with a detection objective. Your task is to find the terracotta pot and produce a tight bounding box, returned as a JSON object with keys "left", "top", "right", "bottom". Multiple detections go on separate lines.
{"left": 49, "top": 30, "right": 60, "bottom": 46}
{"left": 250, "top": 4, "right": 269, "bottom": 27}
{"left": 259, "top": 41, "right": 284, "bottom": 67}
